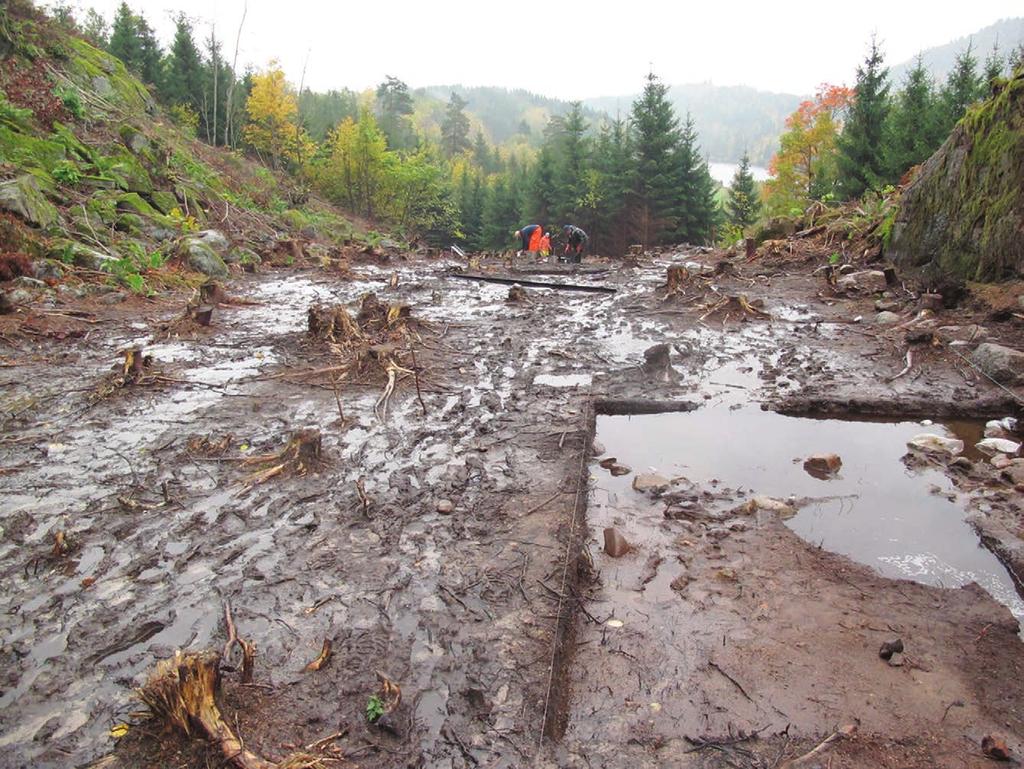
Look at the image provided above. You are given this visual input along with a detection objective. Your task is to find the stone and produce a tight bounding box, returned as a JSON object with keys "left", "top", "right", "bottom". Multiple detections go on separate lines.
{"left": 591, "top": 440, "right": 606, "bottom": 457}
{"left": 740, "top": 496, "right": 797, "bottom": 517}
{"left": 0, "top": 292, "right": 12, "bottom": 314}
{"left": 874, "top": 311, "right": 901, "bottom": 325}
{"left": 917, "top": 293, "right": 944, "bottom": 311}
{"left": 6, "top": 288, "right": 33, "bottom": 306}
{"left": 990, "top": 454, "right": 1012, "bottom": 470}
{"left": 225, "top": 247, "right": 260, "bottom": 265}
{"left": 91, "top": 75, "right": 115, "bottom": 99}
{"left": 971, "top": 343, "right": 1024, "bottom": 385}
{"left": 195, "top": 229, "right": 230, "bottom": 251}
{"left": 179, "top": 238, "right": 228, "bottom": 278}
{"left": 984, "top": 417, "right": 1018, "bottom": 439}
{"left": 0, "top": 175, "right": 58, "bottom": 228}
{"left": 436, "top": 499, "right": 454, "bottom": 514}
{"left": 1001, "top": 459, "right": 1024, "bottom": 486}
{"left": 120, "top": 125, "right": 150, "bottom": 154}
{"left": 907, "top": 433, "right": 964, "bottom": 456}
{"left": 837, "top": 270, "right": 887, "bottom": 293}
{"left": 975, "top": 438, "right": 1021, "bottom": 456}
{"left": 875, "top": 299, "right": 901, "bottom": 312}
{"left": 33, "top": 259, "right": 64, "bottom": 282}
{"left": 936, "top": 325, "right": 988, "bottom": 346}
{"left": 71, "top": 245, "right": 117, "bottom": 272}
{"left": 803, "top": 453, "right": 842, "bottom": 479}
{"left": 632, "top": 473, "right": 671, "bottom": 493}
{"left": 981, "top": 735, "right": 1011, "bottom": 762}
{"left": 603, "top": 528, "right": 629, "bottom": 557}
{"left": 641, "top": 343, "right": 674, "bottom": 382}
{"left": 148, "top": 190, "right": 178, "bottom": 215}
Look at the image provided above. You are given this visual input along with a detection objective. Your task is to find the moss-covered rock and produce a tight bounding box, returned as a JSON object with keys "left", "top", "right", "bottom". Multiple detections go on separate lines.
{"left": 178, "top": 237, "right": 228, "bottom": 277}
{"left": 114, "top": 192, "right": 160, "bottom": 219}
{"left": 64, "top": 37, "right": 152, "bottom": 114}
{"left": 148, "top": 190, "right": 178, "bottom": 215}
{"left": 887, "top": 68, "right": 1024, "bottom": 281}
{"left": 0, "top": 175, "right": 58, "bottom": 228}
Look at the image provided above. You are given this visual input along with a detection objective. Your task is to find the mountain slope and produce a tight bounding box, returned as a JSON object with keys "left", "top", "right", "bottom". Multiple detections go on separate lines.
{"left": 890, "top": 17, "right": 1024, "bottom": 85}
{"left": 586, "top": 83, "right": 802, "bottom": 167}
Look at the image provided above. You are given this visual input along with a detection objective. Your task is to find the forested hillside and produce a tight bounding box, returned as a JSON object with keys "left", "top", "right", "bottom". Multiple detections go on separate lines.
{"left": 587, "top": 84, "right": 802, "bottom": 167}
{"left": 889, "top": 17, "right": 1024, "bottom": 85}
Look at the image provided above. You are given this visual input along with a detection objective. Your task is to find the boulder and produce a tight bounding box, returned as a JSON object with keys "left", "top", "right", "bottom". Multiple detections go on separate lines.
{"left": 907, "top": 433, "right": 964, "bottom": 456}
{"left": 70, "top": 245, "right": 118, "bottom": 272}
{"left": 179, "top": 238, "right": 228, "bottom": 278}
{"left": 936, "top": 325, "right": 988, "bottom": 346}
{"left": 971, "top": 343, "right": 1024, "bottom": 385}
{"left": 603, "top": 528, "right": 630, "bottom": 558}
{"left": 874, "top": 311, "right": 901, "bottom": 325}
{"left": 148, "top": 190, "right": 178, "bottom": 215}
{"left": 0, "top": 175, "right": 58, "bottom": 228}
{"left": 975, "top": 438, "right": 1021, "bottom": 456}
{"left": 33, "top": 259, "right": 64, "bottom": 281}
{"left": 195, "top": 229, "right": 230, "bottom": 251}
{"left": 837, "top": 270, "right": 887, "bottom": 293}
{"left": 803, "top": 453, "right": 842, "bottom": 479}
{"left": 632, "top": 473, "right": 671, "bottom": 493}
{"left": 1001, "top": 459, "right": 1024, "bottom": 486}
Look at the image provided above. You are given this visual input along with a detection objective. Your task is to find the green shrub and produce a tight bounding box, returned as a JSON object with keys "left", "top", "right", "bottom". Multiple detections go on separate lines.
{"left": 52, "top": 160, "right": 81, "bottom": 186}
{"left": 53, "top": 86, "right": 85, "bottom": 120}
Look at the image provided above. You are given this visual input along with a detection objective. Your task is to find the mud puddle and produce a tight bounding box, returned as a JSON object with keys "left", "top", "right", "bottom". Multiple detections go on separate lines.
{"left": 592, "top": 408, "right": 1024, "bottom": 622}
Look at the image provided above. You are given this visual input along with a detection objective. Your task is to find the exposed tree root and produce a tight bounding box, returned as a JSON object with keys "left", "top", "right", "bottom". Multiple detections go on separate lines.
{"left": 239, "top": 428, "right": 322, "bottom": 490}
{"left": 699, "top": 293, "right": 772, "bottom": 323}
{"left": 137, "top": 651, "right": 326, "bottom": 769}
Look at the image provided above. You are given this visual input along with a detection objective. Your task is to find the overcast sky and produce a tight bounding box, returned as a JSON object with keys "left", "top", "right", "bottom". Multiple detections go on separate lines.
{"left": 68, "top": 0, "right": 1021, "bottom": 98}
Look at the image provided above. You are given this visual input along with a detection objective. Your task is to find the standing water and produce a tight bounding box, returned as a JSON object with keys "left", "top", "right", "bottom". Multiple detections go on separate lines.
{"left": 594, "top": 407, "right": 1024, "bottom": 624}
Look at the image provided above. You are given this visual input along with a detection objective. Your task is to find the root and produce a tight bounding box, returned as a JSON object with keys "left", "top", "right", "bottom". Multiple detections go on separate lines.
{"left": 239, "top": 429, "right": 322, "bottom": 490}
{"left": 138, "top": 651, "right": 329, "bottom": 769}
{"left": 138, "top": 650, "right": 276, "bottom": 769}
{"left": 698, "top": 293, "right": 771, "bottom": 323}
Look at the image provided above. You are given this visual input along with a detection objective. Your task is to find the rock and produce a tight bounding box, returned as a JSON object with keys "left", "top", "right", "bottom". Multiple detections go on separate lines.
{"left": 985, "top": 417, "right": 1018, "bottom": 439}
{"left": 603, "top": 528, "right": 629, "bottom": 558}
{"left": 148, "top": 190, "right": 178, "bottom": 215}
{"left": 971, "top": 343, "right": 1024, "bottom": 385}
{"left": 227, "top": 247, "right": 261, "bottom": 267}
{"left": 6, "top": 288, "right": 33, "bottom": 306}
{"left": 33, "top": 259, "right": 64, "bottom": 281}
{"left": 0, "top": 175, "right": 58, "bottom": 228}
{"left": 990, "top": 454, "right": 1012, "bottom": 470}
{"left": 120, "top": 125, "right": 150, "bottom": 154}
{"left": 1001, "top": 459, "right": 1024, "bottom": 486}
{"left": 195, "top": 229, "right": 231, "bottom": 251}
{"left": 609, "top": 464, "right": 631, "bottom": 477}
{"left": 981, "top": 735, "right": 1011, "bottom": 761}
{"left": 91, "top": 75, "right": 115, "bottom": 99}
{"left": 837, "top": 270, "right": 887, "bottom": 293}
{"left": 936, "top": 324, "right": 988, "bottom": 346}
{"left": 591, "top": 440, "right": 606, "bottom": 457}
{"left": 435, "top": 499, "right": 454, "bottom": 514}
{"left": 13, "top": 276, "right": 45, "bottom": 289}
{"left": 741, "top": 496, "right": 797, "bottom": 517}
{"left": 0, "top": 292, "right": 13, "bottom": 314}
{"left": 632, "top": 473, "right": 671, "bottom": 493}
{"left": 976, "top": 438, "right": 1021, "bottom": 456}
{"left": 803, "top": 453, "right": 842, "bottom": 479}
{"left": 641, "top": 343, "right": 674, "bottom": 382}
{"left": 179, "top": 238, "right": 228, "bottom": 278}
{"left": 907, "top": 433, "right": 964, "bottom": 456}
{"left": 71, "top": 246, "right": 118, "bottom": 272}
{"left": 917, "top": 293, "right": 944, "bottom": 311}
{"left": 878, "top": 638, "right": 904, "bottom": 660}
{"left": 874, "top": 311, "right": 901, "bottom": 325}
{"left": 875, "top": 299, "right": 901, "bottom": 312}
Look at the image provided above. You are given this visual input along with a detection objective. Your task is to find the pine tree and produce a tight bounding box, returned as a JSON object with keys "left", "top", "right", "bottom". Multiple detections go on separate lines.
{"left": 527, "top": 144, "right": 557, "bottom": 224}
{"left": 440, "top": 92, "right": 471, "bottom": 158}
{"left": 940, "top": 43, "right": 982, "bottom": 133}
{"left": 160, "top": 14, "right": 204, "bottom": 113}
{"left": 592, "top": 116, "right": 633, "bottom": 255}
{"left": 135, "top": 13, "right": 162, "bottom": 86}
{"left": 837, "top": 37, "right": 891, "bottom": 199}
{"left": 629, "top": 72, "right": 683, "bottom": 246}
{"left": 376, "top": 76, "right": 415, "bottom": 151}
{"left": 884, "top": 56, "right": 941, "bottom": 182}
{"left": 726, "top": 152, "right": 761, "bottom": 230}
{"left": 675, "top": 114, "right": 718, "bottom": 244}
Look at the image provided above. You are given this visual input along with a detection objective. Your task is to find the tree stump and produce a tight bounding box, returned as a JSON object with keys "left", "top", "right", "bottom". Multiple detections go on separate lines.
{"left": 666, "top": 265, "right": 689, "bottom": 294}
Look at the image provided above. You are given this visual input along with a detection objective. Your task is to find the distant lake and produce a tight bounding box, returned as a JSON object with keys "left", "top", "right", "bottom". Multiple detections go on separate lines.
{"left": 708, "top": 161, "right": 771, "bottom": 187}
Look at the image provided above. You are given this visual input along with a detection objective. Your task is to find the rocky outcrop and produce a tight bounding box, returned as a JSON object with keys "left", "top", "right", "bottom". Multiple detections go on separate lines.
{"left": 887, "top": 68, "right": 1024, "bottom": 281}
{"left": 0, "top": 175, "right": 58, "bottom": 228}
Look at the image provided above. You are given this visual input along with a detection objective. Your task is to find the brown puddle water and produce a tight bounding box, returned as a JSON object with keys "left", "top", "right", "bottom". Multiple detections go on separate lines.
{"left": 593, "top": 408, "right": 1024, "bottom": 623}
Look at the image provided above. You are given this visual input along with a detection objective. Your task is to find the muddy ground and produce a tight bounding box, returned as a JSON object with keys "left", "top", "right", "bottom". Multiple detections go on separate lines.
{"left": 1, "top": 249, "right": 1022, "bottom": 768}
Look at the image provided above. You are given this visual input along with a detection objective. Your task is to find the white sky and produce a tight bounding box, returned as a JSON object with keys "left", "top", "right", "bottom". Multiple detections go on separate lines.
{"left": 68, "top": 0, "right": 1021, "bottom": 98}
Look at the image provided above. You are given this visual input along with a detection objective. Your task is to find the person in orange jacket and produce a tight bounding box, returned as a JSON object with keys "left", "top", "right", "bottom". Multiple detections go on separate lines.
{"left": 539, "top": 231, "right": 552, "bottom": 257}
{"left": 514, "top": 224, "right": 545, "bottom": 256}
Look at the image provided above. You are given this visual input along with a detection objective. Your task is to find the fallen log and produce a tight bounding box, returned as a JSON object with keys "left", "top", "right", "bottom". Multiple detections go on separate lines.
{"left": 449, "top": 272, "right": 616, "bottom": 294}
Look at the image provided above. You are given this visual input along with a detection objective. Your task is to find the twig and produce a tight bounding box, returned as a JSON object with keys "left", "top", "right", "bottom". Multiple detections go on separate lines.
{"left": 410, "top": 347, "right": 427, "bottom": 416}
{"left": 708, "top": 660, "right": 753, "bottom": 702}
{"left": 779, "top": 724, "right": 857, "bottom": 769}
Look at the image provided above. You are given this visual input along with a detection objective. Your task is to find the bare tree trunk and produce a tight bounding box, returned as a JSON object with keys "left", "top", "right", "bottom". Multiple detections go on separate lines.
{"left": 224, "top": 0, "right": 247, "bottom": 148}
{"left": 211, "top": 24, "right": 218, "bottom": 146}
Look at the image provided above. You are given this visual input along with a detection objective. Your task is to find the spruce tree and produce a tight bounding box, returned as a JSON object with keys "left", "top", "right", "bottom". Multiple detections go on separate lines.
{"left": 837, "top": 37, "right": 891, "bottom": 199}
{"left": 440, "top": 92, "right": 471, "bottom": 158}
{"left": 884, "top": 56, "right": 941, "bottom": 182}
{"left": 135, "top": 13, "right": 162, "bottom": 86}
{"left": 593, "top": 116, "right": 633, "bottom": 255}
{"left": 629, "top": 72, "right": 683, "bottom": 246}
{"left": 675, "top": 114, "right": 718, "bottom": 244}
{"left": 940, "top": 43, "right": 982, "bottom": 133}
{"left": 983, "top": 44, "right": 1005, "bottom": 84}
{"left": 552, "top": 102, "right": 589, "bottom": 226}
{"left": 528, "top": 144, "right": 557, "bottom": 224}
{"left": 726, "top": 152, "right": 761, "bottom": 231}
{"left": 482, "top": 175, "right": 520, "bottom": 249}
{"left": 160, "top": 14, "right": 204, "bottom": 113}
{"left": 107, "top": 3, "right": 142, "bottom": 71}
